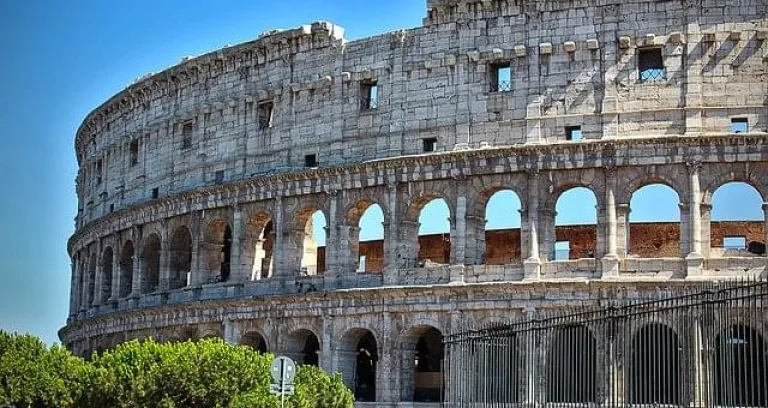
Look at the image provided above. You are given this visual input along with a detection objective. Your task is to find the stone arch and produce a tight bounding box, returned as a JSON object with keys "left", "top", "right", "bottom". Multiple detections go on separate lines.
{"left": 551, "top": 186, "right": 599, "bottom": 261}
{"left": 293, "top": 207, "right": 327, "bottom": 276}
{"left": 169, "top": 226, "right": 192, "bottom": 289}
{"left": 481, "top": 188, "right": 524, "bottom": 265}
{"left": 244, "top": 211, "right": 274, "bottom": 280}
{"left": 141, "top": 233, "right": 161, "bottom": 294}
{"left": 545, "top": 324, "right": 597, "bottom": 403}
{"left": 337, "top": 328, "right": 379, "bottom": 402}
{"left": 628, "top": 322, "right": 681, "bottom": 405}
{"left": 202, "top": 219, "right": 232, "bottom": 283}
{"left": 701, "top": 164, "right": 768, "bottom": 205}
{"left": 347, "top": 200, "right": 386, "bottom": 273}
{"left": 617, "top": 166, "right": 688, "bottom": 207}
{"left": 400, "top": 324, "right": 444, "bottom": 403}
{"left": 712, "top": 324, "right": 767, "bottom": 407}
{"left": 119, "top": 240, "right": 134, "bottom": 298}
{"left": 283, "top": 328, "right": 320, "bottom": 366}
{"left": 87, "top": 252, "right": 97, "bottom": 306}
{"left": 240, "top": 330, "right": 269, "bottom": 353}
{"left": 100, "top": 246, "right": 114, "bottom": 302}
{"left": 628, "top": 183, "right": 682, "bottom": 257}
{"left": 707, "top": 181, "right": 765, "bottom": 257}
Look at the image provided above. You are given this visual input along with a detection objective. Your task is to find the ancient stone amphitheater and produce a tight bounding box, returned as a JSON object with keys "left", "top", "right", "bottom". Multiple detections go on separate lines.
{"left": 61, "top": 0, "right": 768, "bottom": 405}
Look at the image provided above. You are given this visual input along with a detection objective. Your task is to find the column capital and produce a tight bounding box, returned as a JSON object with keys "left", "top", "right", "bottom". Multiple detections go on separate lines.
{"left": 686, "top": 160, "right": 703, "bottom": 175}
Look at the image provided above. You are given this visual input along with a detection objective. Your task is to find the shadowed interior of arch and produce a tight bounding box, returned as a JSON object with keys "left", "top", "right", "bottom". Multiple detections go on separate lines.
{"left": 355, "top": 204, "right": 384, "bottom": 273}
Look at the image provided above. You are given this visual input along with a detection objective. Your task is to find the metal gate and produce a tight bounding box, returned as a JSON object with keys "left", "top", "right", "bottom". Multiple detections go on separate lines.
{"left": 443, "top": 280, "right": 768, "bottom": 407}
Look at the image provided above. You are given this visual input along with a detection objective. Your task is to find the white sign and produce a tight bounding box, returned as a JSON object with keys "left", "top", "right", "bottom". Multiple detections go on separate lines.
{"left": 270, "top": 356, "right": 297, "bottom": 385}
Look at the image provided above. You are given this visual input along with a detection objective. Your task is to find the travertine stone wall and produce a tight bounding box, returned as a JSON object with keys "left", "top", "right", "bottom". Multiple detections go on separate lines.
{"left": 63, "top": 0, "right": 768, "bottom": 405}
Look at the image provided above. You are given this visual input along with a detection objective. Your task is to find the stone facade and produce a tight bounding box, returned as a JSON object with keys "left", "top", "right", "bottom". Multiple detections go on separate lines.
{"left": 62, "top": 0, "right": 768, "bottom": 405}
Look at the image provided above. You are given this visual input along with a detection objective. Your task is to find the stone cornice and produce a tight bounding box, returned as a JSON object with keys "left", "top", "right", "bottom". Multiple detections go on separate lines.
{"left": 74, "top": 21, "right": 346, "bottom": 163}
{"left": 67, "top": 133, "right": 768, "bottom": 255}
{"left": 58, "top": 277, "right": 719, "bottom": 341}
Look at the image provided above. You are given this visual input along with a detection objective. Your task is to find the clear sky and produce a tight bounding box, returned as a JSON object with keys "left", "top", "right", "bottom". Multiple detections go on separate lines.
{"left": 0, "top": 1, "right": 762, "bottom": 345}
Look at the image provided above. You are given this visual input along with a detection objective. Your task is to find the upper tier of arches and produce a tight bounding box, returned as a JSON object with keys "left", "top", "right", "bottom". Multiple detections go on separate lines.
{"left": 73, "top": 0, "right": 767, "bottom": 227}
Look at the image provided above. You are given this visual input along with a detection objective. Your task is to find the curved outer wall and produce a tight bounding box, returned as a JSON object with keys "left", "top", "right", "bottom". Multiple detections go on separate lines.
{"left": 64, "top": 0, "right": 768, "bottom": 405}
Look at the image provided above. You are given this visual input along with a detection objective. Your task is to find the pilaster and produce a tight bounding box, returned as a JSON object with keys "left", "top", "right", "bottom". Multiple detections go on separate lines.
{"left": 384, "top": 180, "right": 399, "bottom": 285}
{"left": 158, "top": 220, "right": 170, "bottom": 291}
{"left": 602, "top": 166, "right": 620, "bottom": 276}
{"left": 524, "top": 169, "right": 541, "bottom": 280}
{"left": 230, "top": 204, "right": 245, "bottom": 281}
{"left": 686, "top": 161, "right": 704, "bottom": 276}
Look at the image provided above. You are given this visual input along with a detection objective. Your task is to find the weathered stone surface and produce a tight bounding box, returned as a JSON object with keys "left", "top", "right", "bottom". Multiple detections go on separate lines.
{"left": 63, "top": 0, "right": 768, "bottom": 404}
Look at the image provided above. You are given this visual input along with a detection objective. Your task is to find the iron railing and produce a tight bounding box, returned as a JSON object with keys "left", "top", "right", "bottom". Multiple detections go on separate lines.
{"left": 443, "top": 279, "right": 768, "bottom": 407}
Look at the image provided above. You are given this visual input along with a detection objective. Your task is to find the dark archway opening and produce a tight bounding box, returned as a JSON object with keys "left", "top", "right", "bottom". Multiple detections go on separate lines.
{"left": 355, "top": 331, "right": 378, "bottom": 402}
{"left": 546, "top": 325, "right": 597, "bottom": 403}
{"left": 119, "top": 241, "right": 134, "bottom": 298}
{"left": 414, "top": 327, "right": 444, "bottom": 402}
{"left": 142, "top": 234, "right": 161, "bottom": 294}
{"left": 170, "top": 227, "right": 192, "bottom": 290}
{"left": 714, "top": 325, "right": 767, "bottom": 407}
{"left": 629, "top": 324, "right": 680, "bottom": 405}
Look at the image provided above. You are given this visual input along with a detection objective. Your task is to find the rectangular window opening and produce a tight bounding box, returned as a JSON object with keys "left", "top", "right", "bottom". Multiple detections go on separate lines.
{"left": 730, "top": 118, "right": 749, "bottom": 134}
{"left": 566, "top": 126, "right": 583, "bottom": 141}
{"left": 214, "top": 170, "right": 225, "bottom": 185}
{"left": 257, "top": 101, "right": 273, "bottom": 130}
{"left": 554, "top": 241, "right": 571, "bottom": 261}
{"left": 151, "top": 187, "right": 159, "bottom": 200}
{"left": 109, "top": 204, "right": 115, "bottom": 213}
{"left": 358, "top": 255, "right": 367, "bottom": 273}
{"left": 361, "top": 82, "right": 379, "bottom": 110}
{"left": 95, "top": 159, "right": 103, "bottom": 184}
{"left": 129, "top": 140, "right": 140, "bottom": 166}
{"left": 423, "top": 137, "right": 437, "bottom": 153}
{"left": 723, "top": 236, "right": 746, "bottom": 252}
{"left": 490, "top": 63, "right": 513, "bottom": 92}
{"left": 638, "top": 48, "right": 666, "bottom": 82}
{"left": 304, "top": 154, "right": 318, "bottom": 168}
{"left": 181, "top": 122, "right": 193, "bottom": 149}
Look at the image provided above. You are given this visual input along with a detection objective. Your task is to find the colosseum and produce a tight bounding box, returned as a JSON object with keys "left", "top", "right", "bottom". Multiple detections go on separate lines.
{"left": 61, "top": 0, "right": 768, "bottom": 406}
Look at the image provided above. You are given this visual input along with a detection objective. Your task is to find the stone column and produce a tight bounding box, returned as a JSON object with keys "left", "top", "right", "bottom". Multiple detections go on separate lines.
{"left": 679, "top": 203, "right": 690, "bottom": 258}
{"left": 93, "top": 241, "right": 104, "bottom": 305}
{"left": 326, "top": 191, "right": 340, "bottom": 279}
{"left": 524, "top": 169, "right": 541, "bottom": 280}
{"left": 602, "top": 166, "right": 620, "bottom": 276}
{"left": 686, "top": 161, "right": 704, "bottom": 275}
{"left": 701, "top": 203, "right": 712, "bottom": 258}
{"left": 763, "top": 203, "right": 768, "bottom": 260}
{"left": 69, "top": 257, "right": 80, "bottom": 317}
{"left": 378, "top": 311, "right": 395, "bottom": 403}
{"left": 617, "top": 204, "right": 630, "bottom": 257}
{"left": 190, "top": 211, "right": 202, "bottom": 286}
{"left": 230, "top": 205, "right": 244, "bottom": 281}
{"left": 320, "top": 313, "right": 334, "bottom": 371}
{"left": 109, "top": 242, "right": 120, "bottom": 302}
{"left": 273, "top": 197, "right": 286, "bottom": 278}
{"left": 383, "top": 181, "right": 399, "bottom": 285}
{"left": 130, "top": 226, "right": 142, "bottom": 297}
{"left": 223, "top": 320, "right": 239, "bottom": 345}
{"left": 158, "top": 220, "right": 170, "bottom": 291}
{"left": 451, "top": 192, "right": 468, "bottom": 283}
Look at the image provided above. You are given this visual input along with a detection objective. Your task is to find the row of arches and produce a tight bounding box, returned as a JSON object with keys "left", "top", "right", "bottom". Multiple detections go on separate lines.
{"left": 458, "top": 323, "right": 767, "bottom": 407}
{"left": 73, "top": 180, "right": 765, "bottom": 307}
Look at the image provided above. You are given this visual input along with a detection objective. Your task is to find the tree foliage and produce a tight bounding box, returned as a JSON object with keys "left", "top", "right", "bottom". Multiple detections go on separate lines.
{"left": 0, "top": 331, "right": 353, "bottom": 408}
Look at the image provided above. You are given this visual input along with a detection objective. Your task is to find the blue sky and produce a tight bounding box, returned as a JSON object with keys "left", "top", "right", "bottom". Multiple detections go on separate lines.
{"left": 0, "top": 1, "right": 762, "bottom": 345}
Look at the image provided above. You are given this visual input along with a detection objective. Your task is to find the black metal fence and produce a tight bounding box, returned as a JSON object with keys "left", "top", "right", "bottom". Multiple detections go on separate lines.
{"left": 443, "top": 280, "right": 768, "bottom": 407}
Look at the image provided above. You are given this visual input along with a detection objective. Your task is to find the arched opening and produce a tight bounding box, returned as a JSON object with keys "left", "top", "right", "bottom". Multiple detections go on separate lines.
{"left": 285, "top": 329, "right": 320, "bottom": 366}
{"left": 248, "top": 213, "right": 274, "bottom": 280}
{"left": 628, "top": 323, "right": 680, "bottom": 405}
{"left": 710, "top": 182, "right": 764, "bottom": 257}
{"left": 354, "top": 203, "right": 385, "bottom": 273}
{"left": 628, "top": 184, "right": 681, "bottom": 257}
{"left": 100, "top": 247, "right": 114, "bottom": 302}
{"left": 713, "top": 324, "right": 767, "bottom": 407}
{"left": 471, "top": 333, "right": 519, "bottom": 403}
{"left": 202, "top": 220, "right": 232, "bottom": 283}
{"left": 240, "top": 331, "right": 268, "bottom": 354}
{"left": 87, "top": 252, "right": 96, "bottom": 306}
{"left": 546, "top": 325, "right": 597, "bottom": 403}
{"left": 484, "top": 190, "right": 523, "bottom": 265}
{"left": 418, "top": 199, "right": 451, "bottom": 265}
{"left": 554, "top": 187, "right": 597, "bottom": 260}
{"left": 300, "top": 210, "right": 326, "bottom": 275}
{"left": 169, "top": 226, "right": 192, "bottom": 289}
{"left": 119, "top": 240, "right": 134, "bottom": 298}
{"left": 338, "top": 328, "right": 379, "bottom": 402}
{"left": 402, "top": 326, "right": 444, "bottom": 402}
{"left": 141, "top": 234, "right": 161, "bottom": 294}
